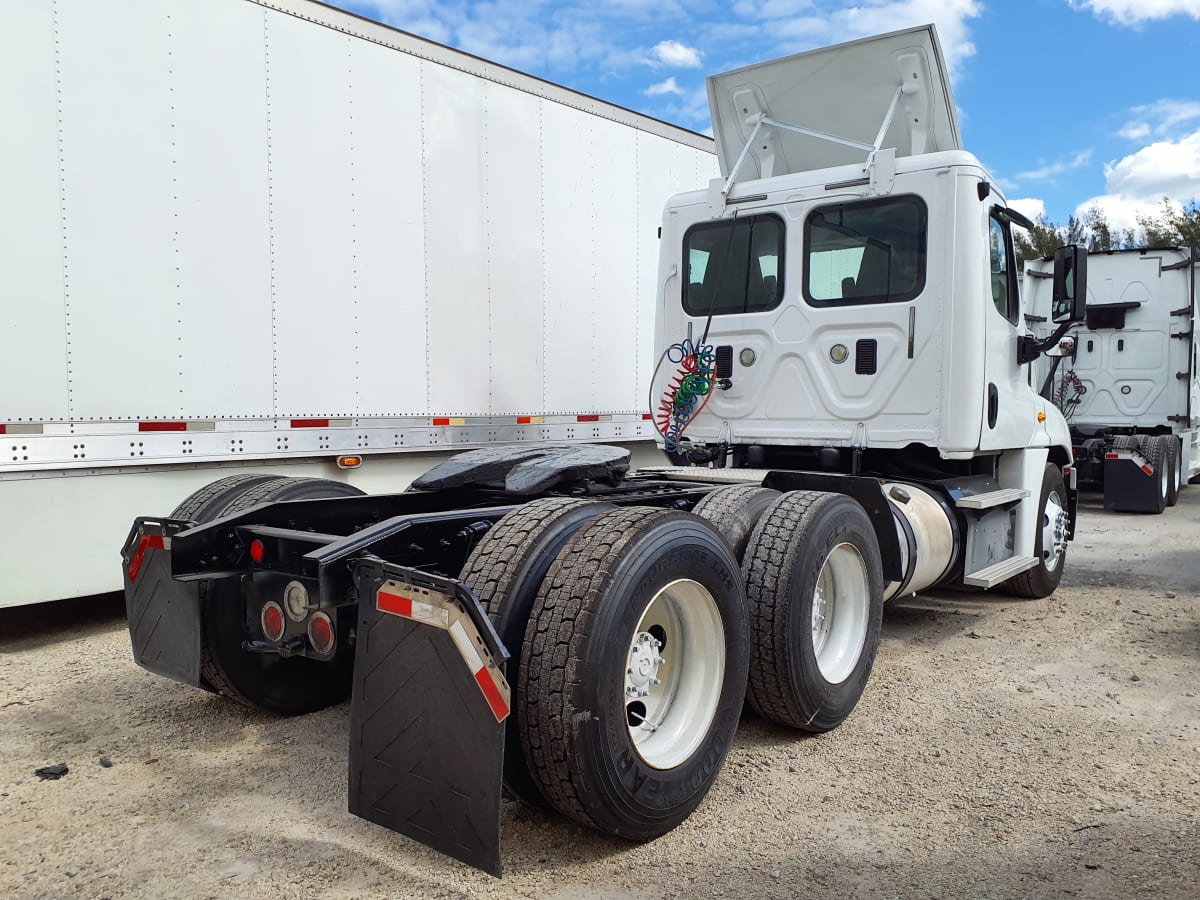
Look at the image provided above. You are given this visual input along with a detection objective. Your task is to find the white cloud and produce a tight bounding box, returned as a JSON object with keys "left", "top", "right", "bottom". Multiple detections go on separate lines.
{"left": 1116, "top": 99, "right": 1200, "bottom": 141}
{"left": 645, "top": 76, "right": 684, "bottom": 96}
{"left": 649, "top": 39, "right": 702, "bottom": 68}
{"left": 1075, "top": 129, "right": 1200, "bottom": 230}
{"left": 1014, "top": 150, "right": 1093, "bottom": 182}
{"left": 1070, "top": 0, "right": 1200, "bottom": 26}
{"left": 1008, "top": 197, "right": 1047, "bottom": 223}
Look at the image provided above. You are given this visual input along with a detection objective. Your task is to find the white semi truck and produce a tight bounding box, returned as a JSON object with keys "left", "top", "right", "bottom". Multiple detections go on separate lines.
{"left": 120, "top": 26, "right": 1086, "bottom": 876}
{"left": 0, "top": 0, "right": 716, "bottom": 607}
{"left": 1026, "top": 247, "right": 1199, "bottom": 513}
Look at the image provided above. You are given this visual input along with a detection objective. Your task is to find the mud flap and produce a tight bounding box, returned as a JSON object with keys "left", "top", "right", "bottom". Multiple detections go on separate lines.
{"left": 121, "top": 518, "right": 202, "bottom": 687}
{"left": 1103, "top": 451, "right": 1162, "bottom": 513}
{"left": 349, "top": 558, "right": 510, "bottom": 877}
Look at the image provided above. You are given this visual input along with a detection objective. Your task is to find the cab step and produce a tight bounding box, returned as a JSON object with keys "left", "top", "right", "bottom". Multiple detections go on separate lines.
{"left": 962, "top": 555, "right": 1039, "bottom": 588}
{"left": 955, "top": 488, "right": 1030, "bottom": 510}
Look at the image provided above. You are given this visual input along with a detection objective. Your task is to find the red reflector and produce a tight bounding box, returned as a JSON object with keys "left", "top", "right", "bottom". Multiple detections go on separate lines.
{"left": 307, "top": 612, "right": 335, "bottom": 655}
{"left": 290, "top": 418, "right": 329, "bottom": 428}
{"left": 1105, "top": 453, "right": 1119, "bottom": 460}
{"left": 474, "top": 668, "right": 510, "bottom": 722}
{"left": 517, "top": 416, "right": 532, "bottom": 425}
{"left": 377, "top": 590, "right": 412, "bottom": 618}
{"left": 576, "top": 414, "right": 600, "bottom": 422}
{"left": 1142, "top": 464, "right": 1154, "bottom": 476}
{"left": 138, "top": 421, "right": 187, "bottom": 432}
{"left": 642, "top": 413, "right": 652, "bottom": 420}
{"left": 0, "top": 425, "right": 6, "bottom": 435}
{"left": 127, "top": 533, "right": 165, "bottom": 583}
{"left": 432, "top": 417, "right": 451, "bottom": 426}
{"left": 249, "top": 539, "right": 265, "bottom": 563}
{"left": 261, "top": 602, "right": 285, "bottom": 641}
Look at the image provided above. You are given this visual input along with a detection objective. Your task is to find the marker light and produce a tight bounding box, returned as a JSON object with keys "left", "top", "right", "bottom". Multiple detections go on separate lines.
{"left": 308, "top": 611, "right": 336, "bottom": 656}
{"left": 283, "top": 580, "right": 309, "bottom": 622}
{"left": 336, "top": 455, "right": 362, "bottom": 469}
{"left": 249, "top": 539, "right": 265, "bottom": 564}
{"left": 1037, "top": 412, "right": 1047, "bottom": 423}
{"left": 261, "top": 601, "right": 286, "bottom": 642}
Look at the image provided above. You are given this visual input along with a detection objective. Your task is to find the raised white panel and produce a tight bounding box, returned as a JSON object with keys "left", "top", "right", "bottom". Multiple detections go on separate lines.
{"left": 266, "top": 13, "right": 357, "bottom": 416}
{"left": 424, "top": 64, "right": 490, "bottom": 415}
{"left": 591, "top": 123, "right": 640, "bottom": 412}
{"left": 542, "top": 103, "right": 597, "bottom": 414}
{"left": 0, "top": 0, "right": 68, "bottom": 421}
{"left": 484, "top": 86, "right": 544, "bottom": 414}
{"left": 347, "top": 40, "right": 428, "bottom": 416}
{"left": 171, "top": 0, "right": 272, "bottom": 417}
{"left": 56, "top": 0, "right": 180, "bottom": 419}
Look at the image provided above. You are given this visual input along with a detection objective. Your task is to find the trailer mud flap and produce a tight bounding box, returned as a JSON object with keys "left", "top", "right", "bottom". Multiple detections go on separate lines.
{"left": 349, "top": 559, "right": 510, "bottom": 877}
{"left": 120, "top": 518, "right": 202, "bottom": 687}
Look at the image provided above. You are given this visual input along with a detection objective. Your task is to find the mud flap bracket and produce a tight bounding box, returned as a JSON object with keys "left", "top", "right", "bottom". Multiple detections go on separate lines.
{"left": 348, "top": 558, "right": 510, "bottom": 877}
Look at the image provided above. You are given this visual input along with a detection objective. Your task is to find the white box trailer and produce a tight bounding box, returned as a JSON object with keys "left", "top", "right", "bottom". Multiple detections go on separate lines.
{"left": 0, "top": 0, "right": 718, "bottom": 606}
{"left": 1026, "top": 247, "right": 1199, "bottom": 512}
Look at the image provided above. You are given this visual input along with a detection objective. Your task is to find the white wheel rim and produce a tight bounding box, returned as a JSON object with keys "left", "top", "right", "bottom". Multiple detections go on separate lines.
{"left": 1161, "top": 459, "right": 1169, "bottom": 499}
{"left": 811, "top": 543, "right": 869, "bottom": 684}
{"left": 1042, "top": 490, "right": 1067, "bottom": 572}
{"left": 624, "top": 578, "right": 725, "bottom": 770}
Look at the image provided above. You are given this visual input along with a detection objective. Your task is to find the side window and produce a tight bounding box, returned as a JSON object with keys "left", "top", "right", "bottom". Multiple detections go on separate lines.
{"left": 682, "top": 215, "right": 784, "bottom": 316}
{"left": 989, "top": 215, "right": 1019, "bottom": 324}
{"left": 803, "top": 196, "right": 927, "bottom": 305}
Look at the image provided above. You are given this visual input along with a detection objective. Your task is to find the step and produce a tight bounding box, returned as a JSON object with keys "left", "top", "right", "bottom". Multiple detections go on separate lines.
{"left": 962, "top": 556, "right": 1039, "bottom": 588}
{"left": 955, "top": 488, "right": 1030, "bottom": 510}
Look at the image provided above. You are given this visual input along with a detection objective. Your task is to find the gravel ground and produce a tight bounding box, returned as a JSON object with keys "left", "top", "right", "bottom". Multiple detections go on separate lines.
{"left": 1, "top": 492, "right": 1197, "bottom": 899}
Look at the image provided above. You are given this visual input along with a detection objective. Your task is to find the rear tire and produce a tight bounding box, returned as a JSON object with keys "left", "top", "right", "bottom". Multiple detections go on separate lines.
{"left": 1164, "top": 437, "right": 1181, "bottom": 507}
{"left": 459, "top": 497, "right": 614, "bottom": 807}
{"left": 170, "top": 473, "right": 278, "bottom": 521}
{"left": 1006, "top": 463, "right": 1068, "bottom": 599}
{"left": 691, "top": 485, "right": 781, "bottom": 560}
{"left": 519, "top": 507, "right": 748, "bottom": 839}
{"left": 742, "top": 491, "right": 884, "bottom": 732}
{"left": 199, "top": 476, "right": 365, "bottom": 715}
{"left": 1138, "top": 435, "right": 1170, "bottom": 514}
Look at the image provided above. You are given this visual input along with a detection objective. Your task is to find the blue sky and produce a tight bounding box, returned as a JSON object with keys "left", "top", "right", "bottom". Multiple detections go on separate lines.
{"left": 336, "top": 1, "right": 1200, "bottom": 231}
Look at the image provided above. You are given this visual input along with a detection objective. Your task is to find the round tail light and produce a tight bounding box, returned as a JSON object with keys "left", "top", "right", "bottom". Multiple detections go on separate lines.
{"left": 283, "top": 580, "right": 309, "bottom": 622}
{"left": 260, "top": 601, "right": 286, "bottom": 642}
{"left": 308, "top": 611, "right": 336, "bottom": 656}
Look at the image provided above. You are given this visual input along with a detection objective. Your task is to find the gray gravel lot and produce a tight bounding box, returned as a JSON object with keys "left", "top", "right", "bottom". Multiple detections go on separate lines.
{"left": 1, "top": 492, "right": 1198, "bottom": 899}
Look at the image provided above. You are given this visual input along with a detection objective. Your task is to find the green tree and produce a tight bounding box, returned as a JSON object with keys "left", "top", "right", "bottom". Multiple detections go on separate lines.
{"left": 1014, "top": 216, "right": 1064, "bottom": 269}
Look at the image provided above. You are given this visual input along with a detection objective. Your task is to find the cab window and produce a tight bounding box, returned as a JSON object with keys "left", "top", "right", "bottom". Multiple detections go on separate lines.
{"left": 803, "top": 196, "right": 926, "bottom": 305}
{"left": 682, "top": 215, "right": 784, "bottom": 316}
{"left": 989, "top": 214, "right": 1019, "bottom": 323}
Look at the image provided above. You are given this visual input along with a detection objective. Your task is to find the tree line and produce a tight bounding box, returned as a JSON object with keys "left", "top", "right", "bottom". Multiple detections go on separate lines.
{"left": 1014, "top": 199, "right": 1200, "bottom": 268}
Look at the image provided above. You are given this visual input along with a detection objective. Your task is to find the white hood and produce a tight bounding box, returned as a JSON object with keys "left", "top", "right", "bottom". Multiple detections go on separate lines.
{"left": 706, "top": 25, "right": 961, "bottom": 180}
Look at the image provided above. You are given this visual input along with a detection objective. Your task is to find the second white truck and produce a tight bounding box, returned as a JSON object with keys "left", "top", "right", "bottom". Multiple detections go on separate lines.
{"left": 1027, "top": 247, "right": 1199, "bottom": 513}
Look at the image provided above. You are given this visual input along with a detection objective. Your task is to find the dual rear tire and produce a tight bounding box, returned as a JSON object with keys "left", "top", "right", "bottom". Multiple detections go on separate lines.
{"left": 461, "top": 487, "right": 884, "bottom": 839}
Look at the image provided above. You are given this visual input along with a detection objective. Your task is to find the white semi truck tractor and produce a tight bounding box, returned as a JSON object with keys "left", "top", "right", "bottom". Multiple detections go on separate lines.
{"left": 1025, "top": 247, "right": 1199, "bottom": 513}
{"left": 120, "top": 26, "right": 1086, "bottom": 876}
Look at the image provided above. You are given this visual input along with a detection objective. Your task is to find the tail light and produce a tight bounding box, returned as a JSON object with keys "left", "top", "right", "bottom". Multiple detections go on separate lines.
{"left": 261, "top": 601, "right": 286, "bottom": 642}
{"left": 308, "top": 611, "right": 336, "bottom": 656}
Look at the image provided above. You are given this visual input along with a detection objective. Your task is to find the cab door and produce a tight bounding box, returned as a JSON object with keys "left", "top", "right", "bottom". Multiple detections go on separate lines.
{"left": 979, "top": 210, "right": 1040, "bottom": 450}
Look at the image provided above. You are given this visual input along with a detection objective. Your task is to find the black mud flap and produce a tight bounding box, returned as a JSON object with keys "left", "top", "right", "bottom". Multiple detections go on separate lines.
{"left": 120, "top": 517, "right": 203, "bottom": 687}
{"left": 349, "top": 558, "right": 510, "bottom": 877}
{"left": 1102, "top": 451, "right": 1162, "bottom": 512}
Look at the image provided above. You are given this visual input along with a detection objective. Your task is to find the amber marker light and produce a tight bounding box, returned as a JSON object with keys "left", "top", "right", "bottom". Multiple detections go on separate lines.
{"left": 1037, "top": 412, "right": 1047, "bottom": 423}
{"left": 337, "top": 455, "right": 362, "bottom": 469}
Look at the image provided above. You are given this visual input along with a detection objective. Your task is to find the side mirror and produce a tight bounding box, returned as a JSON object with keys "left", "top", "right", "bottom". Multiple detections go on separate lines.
{"left": 1052, "top": 245, "right": 1087, "bottom": 324}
